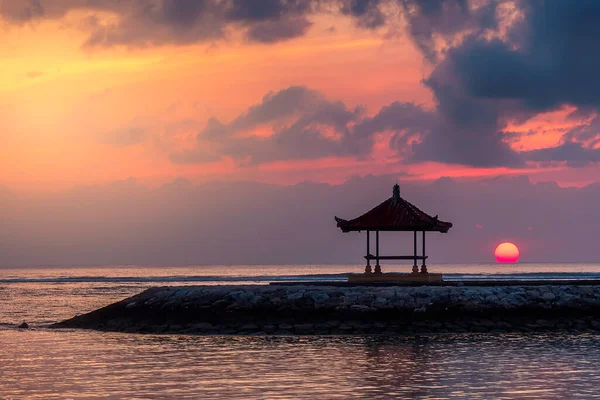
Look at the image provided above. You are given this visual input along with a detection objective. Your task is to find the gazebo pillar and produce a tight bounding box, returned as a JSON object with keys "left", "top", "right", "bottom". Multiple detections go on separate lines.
{"left": 375, "top": 231, "right": 381, "bottom": 274}
{"left": 365, "top": 230, "right": 372, "bottom": 274}
{"left": 421, "top": 231, "right": 428, "bottom": 274}
{"left": 334, "top": 184, "right": 452, "bottom": 281}
{"left": 412, "top": 231, "right": 418, "bottom": 274}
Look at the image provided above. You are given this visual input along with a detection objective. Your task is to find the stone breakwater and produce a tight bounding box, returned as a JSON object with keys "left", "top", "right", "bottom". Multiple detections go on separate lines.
{"left": 52, "top": 285, "right": 600, "bottom": 335}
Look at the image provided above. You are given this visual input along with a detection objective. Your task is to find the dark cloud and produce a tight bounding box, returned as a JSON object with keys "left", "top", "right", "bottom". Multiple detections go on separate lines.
{"left": 525, "top": 141, "right": 600, "bottom": 168}
{"left": 0, "top": 0, "right": 45, "bottom": 22}
{"left": 393, "top": 0, "right": 600, "bottom": 167}
{"left": 399, "top": 0, "right": 498, "bottom": 63}
{"left": 0, "top": 0, "right": 324, "bottom": 45}
{"left": 246, "top": 17, "right": 312, "bottom": 43}
{"left": 225, "top": 0, "right": 316, "bottom": 21}
{"left": 7, "top": 1, "right": 600, "bottom": 168}
{"left": 176, "top": 85, "right": 527, "bottom": 168}
{"left": 173, "top": 86, "right": 370, "bottom": 165}
{"left": 566, "top": 115, "right": 600, "bottom": 145}
{"left": 81, "top": 0, "right": 225, "bottom": 47}
{"left": 354, "top": 99, "right": 524, "bottom": 167}
{"left": 341, "top": 0, "right": 386, "bottom": 28}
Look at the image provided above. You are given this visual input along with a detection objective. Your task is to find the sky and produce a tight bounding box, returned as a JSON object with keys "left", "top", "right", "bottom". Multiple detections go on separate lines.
{"left": 2, "top": 0, "right": 600, "bottom": 265}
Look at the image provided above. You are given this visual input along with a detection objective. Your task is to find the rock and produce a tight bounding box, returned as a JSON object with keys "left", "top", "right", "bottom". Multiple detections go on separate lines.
{"left": 287, "top": 292, "right": 304, "bottom": 301}
{"left": 270, "top": 297, "right": 281, "bottom": 305}
{"left": 212, "top": 299, "right": 229, "bottom": 308}
{"left": 294, "top": 323, "right": 314, "bottom": 334}
{"left": 426, "top": 321, "right": 443, "bottom": 328}
{"left": 273, "top": 330, "right": 293, "bottom": 335}
{"left": 310, "top": 292, "right": 330, "bottom": 305}
{"left": 227, "top": 290, "right": 252, "bottom": 302}
{"left": 191, "top": 322, "right": 215, "bottom": 331}
{"left": 484, "top": 295, "right": 499, "bottom": 303}
{"left": 239, "top": 323, "right": 259, "bottom": 332}
{"left": 480, "top": 319, "right": 496, "bottom": 328}
{"left": 325, "top": 320, "right": 340, "bottom": 328}
{"left": 371, "top": 297, "right": 389, "bottom": 309}
{"left": 378, "top": 290, "right": 396, "bottom": 300}
{"left": 174, "top": 289, "right": 189, "bottom": 298}
{"left": 373, "top": 321, "right": 388, "bottom": 329}
{"left": 18, "top": 322, "right": 29, "bottom": 329}
{"left": 542, "top": 292, "right": 556, "bottom": 301}
{"left": 350, "top": 304, "right": 371, "bottom": 312}
{"left": 357, "top": 294, "right": 373, "bottom": 305}
{"left": 49, "top": 283, "right": 600, "bottom": 336}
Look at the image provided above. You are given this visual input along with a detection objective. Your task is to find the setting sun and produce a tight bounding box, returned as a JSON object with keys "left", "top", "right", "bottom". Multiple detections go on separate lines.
{"left": 494, "top": 242, "right": 520, "bottom": 263}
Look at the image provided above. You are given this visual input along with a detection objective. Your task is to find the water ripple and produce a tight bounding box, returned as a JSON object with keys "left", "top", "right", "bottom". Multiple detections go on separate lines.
{"left": 1, "top": 332, "right": 600, "bottom": 398}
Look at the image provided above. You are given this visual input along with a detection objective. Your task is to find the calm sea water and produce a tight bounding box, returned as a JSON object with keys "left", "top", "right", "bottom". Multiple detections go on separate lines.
{"left": 2, "top": 264, "right": 600, "bottom": 398}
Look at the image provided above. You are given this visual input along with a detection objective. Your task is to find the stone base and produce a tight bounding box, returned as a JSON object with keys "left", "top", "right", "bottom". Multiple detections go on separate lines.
{"left": 51, "top": 284, "right": 600, "bottom": 335}
{"left": 348, "top": 272, "right": 443, "bottom": 283}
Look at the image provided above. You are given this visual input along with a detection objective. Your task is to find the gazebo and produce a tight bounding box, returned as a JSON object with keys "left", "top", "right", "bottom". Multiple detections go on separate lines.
{"left": 335, "top": 184, "right": 452, "bottom": 281}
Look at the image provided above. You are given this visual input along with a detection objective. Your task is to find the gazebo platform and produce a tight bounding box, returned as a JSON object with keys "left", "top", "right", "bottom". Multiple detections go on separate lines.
{"left": 348, "top": 272, "right": 443, "bottom": 283}
{"left": 335, "top": 184, "right": 452, "bottom": 280}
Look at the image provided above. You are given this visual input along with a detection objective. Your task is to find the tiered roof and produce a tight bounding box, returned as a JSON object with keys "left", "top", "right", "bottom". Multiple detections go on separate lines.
{"left": 335, "top": 184, "right": 452, "bottom": 233}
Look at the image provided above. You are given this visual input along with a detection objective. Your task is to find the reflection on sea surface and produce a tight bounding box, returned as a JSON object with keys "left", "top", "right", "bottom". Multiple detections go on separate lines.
{"left": 2, "top": 265, "right": 600, "bottom": 398}
{"left": 1, "top": 331, "right": 599, "bottom": 399}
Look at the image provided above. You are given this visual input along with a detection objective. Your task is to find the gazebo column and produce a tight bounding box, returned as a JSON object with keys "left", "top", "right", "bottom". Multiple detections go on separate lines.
{"left": 412, "top": 231, "right": 419, "bottom": 274}
{"left": 421, "top": 231, "right": 428, "bottom": 274}
{"left": 365, "top": 230, "right": 372, "bottom": 274}
{"left": 374, "top": 230, "right": 381, "bottom": 274}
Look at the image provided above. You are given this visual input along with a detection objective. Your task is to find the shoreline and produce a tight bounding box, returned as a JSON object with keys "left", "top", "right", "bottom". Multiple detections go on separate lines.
{"left": 51, "top": 283, "right": 600, "bottom": 335}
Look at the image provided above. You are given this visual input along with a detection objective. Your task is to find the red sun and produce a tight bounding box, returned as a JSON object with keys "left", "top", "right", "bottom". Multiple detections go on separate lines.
{"left": 494, "top": 242, "right": 520, "bottom": 263}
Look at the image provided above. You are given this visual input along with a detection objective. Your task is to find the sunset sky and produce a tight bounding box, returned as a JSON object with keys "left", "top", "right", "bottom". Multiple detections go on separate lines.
{"left": 3, "top": 0, "right": 600, "bottom": 192}
{"left": 3, "top": 0, "right": 600, "bottom": 265}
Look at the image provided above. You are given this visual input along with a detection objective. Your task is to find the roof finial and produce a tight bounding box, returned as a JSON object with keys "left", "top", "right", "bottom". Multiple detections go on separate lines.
{"left": 393, "top": 183, "right": 400, "bottom": 199}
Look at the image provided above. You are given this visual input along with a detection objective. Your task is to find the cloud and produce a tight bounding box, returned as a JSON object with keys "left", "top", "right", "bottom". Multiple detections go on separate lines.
{"left": 0, "top": 0, "right": 45, "bottom": 23}
{"left": 341, "top": 0, "right": 386, "bottom": 28}
{"left": 169, "top": 149, "right": 221, "bottom": 165}
{"left": 8, "top": 1, "right": 600, "bottom": 169}
{"left": 172, "top": 86, "right": 371, "bottom": 165}
{"left": 354, "top": 99, "right": 524, "bottom": 167}
{"left": 399, "top": 0, "right": 498, "bottom": 63}
{"left": 525, "top": 141, "right": 600, "bottom": 168}
{"left": 0, "top": 0, "right": 323, "bottom": 46}
{"left": 98, "top": 126, "right": 147, "bottom": 147}
{"left": 245, "top": 17, "right": 312, "bottom": 43}
{"left": 177, "top": 86, "right": 524, "bottom": 168}
{"left": 390, "top": 0, "right": 600, "bottom": 168}
{"left": 448, "top": 1, "right": 600, "bottom": 111}
{"left": 3, "top": 174, "right": 600, "bottom": 266}
{"left": 522, "top": 114, "right": 600, "bottom": 167}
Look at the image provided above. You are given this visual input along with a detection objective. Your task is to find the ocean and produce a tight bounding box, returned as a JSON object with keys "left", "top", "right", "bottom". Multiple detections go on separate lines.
{"left": 2, "top": 264, "right": 600, "bottom": 398}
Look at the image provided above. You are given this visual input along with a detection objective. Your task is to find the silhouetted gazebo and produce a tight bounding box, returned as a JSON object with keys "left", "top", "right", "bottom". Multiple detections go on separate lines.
{"left": 335, "top": 184, "right": 452, "bottom": 276}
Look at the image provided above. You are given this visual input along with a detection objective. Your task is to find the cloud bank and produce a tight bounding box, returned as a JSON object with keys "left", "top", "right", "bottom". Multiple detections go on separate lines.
{"left": 2, "top": 175, "right": 600, "bottom": 266}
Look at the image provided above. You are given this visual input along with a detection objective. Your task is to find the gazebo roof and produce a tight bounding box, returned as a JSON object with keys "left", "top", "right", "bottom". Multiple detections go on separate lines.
{"left": 334, "top": 184, "right": 452, "bottom": 233}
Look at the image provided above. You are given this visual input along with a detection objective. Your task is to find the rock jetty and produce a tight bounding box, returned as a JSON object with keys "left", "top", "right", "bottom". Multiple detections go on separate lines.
{"left": 52, "top": 284, "right": 600, "bottom": 335}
